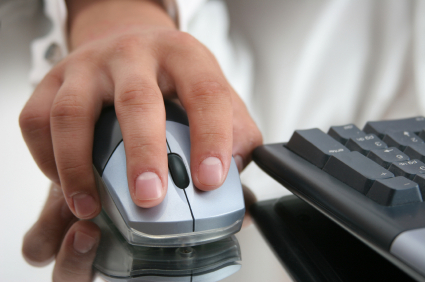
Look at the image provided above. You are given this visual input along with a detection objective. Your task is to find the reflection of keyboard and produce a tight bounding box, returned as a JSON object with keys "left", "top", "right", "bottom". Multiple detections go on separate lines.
{"left": 253, "top": 117, "right": 425, "bottom": 281}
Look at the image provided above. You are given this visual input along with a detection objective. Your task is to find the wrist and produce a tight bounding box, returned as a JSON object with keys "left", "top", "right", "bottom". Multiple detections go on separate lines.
{"left": 66, "top": 0, "right": 176, "bottom": 50}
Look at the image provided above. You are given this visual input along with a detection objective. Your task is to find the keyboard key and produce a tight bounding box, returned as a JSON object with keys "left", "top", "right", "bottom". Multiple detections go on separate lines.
{"left": 323, "top": 151, "right": 394, "bottom": 194}
{"left": 367, "top": 148, "right": 410, "bottom": 169}
{"left": 328, "top": 124, "right": 366, "bottom": 145}
{"left": 403, "top": 143, "right": 425, "bottom": 162}
{"left": 366, "top": 177, "right": 422, "bottom": 206}
{"left": 388, "top": 159, "right": 425, "bottom": 180}
{"left": 418, "top": 129, "right": 425, "bottom": 140}
{"left": 286, "top": 128, "right": 349, "bottom": 168}
{"left": 345, "top": 134, "right": 387, "bottom": 155}
{"left": 412, "top": 174, "right": 425, "bottom": 198}
{"left": 363, "top": 116, "right": 425, "bottom": 138}
{"left": 382, "top": 131, "right": 423, "bottom": 150}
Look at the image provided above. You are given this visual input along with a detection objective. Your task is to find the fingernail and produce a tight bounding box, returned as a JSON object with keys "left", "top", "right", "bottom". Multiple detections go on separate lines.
{"left": 198, "top": 157, "right": 223, "bottom": 186}
{"left": 135, "top": 172, "right": 162, "bottom": 200}
{"left": 234, "top": 155, "right": 244, "bottom": 172}
{"left": 73, "top": 194, "right": 97, "bottom": 218}
{"left": 73, "top": 231, "right": 96, "bottom": 254}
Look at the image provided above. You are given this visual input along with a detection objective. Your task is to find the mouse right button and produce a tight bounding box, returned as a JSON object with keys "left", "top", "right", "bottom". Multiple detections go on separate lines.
{"left": 185, "top": 158, "right": 245, "bottom": 232}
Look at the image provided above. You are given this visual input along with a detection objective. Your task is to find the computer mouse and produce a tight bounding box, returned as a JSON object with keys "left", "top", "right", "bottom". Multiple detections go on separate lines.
{"left": 92, "top": 100, "right": 245, "bottom": 247}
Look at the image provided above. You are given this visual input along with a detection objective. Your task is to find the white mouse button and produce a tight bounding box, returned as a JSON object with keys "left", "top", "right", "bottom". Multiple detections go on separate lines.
{"left": 166, "top": 121, "right": 245, "bottom": 232}
{"left": 185, "top": 158, "right": 245, "bottom": 232}
{"left": 166, "top": 121, "right": 191, "bottom": 161}
{"left": 101, "top": 142, "right": 193, "bottom": 236}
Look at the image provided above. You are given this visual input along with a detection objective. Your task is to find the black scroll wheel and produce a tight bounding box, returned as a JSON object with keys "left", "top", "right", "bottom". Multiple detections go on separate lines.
{"left": 168, "top": 153, "right": 190, "bottom": 189}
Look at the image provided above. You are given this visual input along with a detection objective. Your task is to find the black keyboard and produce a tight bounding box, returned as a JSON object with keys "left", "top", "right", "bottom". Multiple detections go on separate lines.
{"left": 253, "top": 117, "right": 425, "bottom": 282}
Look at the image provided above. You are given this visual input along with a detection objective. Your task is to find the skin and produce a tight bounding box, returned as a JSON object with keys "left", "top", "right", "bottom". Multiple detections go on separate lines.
{"left": 20, "top": 0, "right": 262, "bottom": 279}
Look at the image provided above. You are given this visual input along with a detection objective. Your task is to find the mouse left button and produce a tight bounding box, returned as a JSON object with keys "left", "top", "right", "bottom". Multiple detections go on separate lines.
{"left": 93, "top": 106, "right": 123, "bottom": 176}
{"left": 101, "top": 142, "right": 194, "bottom": 245}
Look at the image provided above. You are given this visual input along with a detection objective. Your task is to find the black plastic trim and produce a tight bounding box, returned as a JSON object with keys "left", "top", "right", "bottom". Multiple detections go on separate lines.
{"left": 165, "top": 100, "right": 189, "bottom": 126}
{"left": 183, "top": 189, "right": 195, "bottom": 232}
{"left": 250, "top": 196, "right": 416, "bottom": 282}
{"left": 93, "top": 106, "right": 123, "bottom": 176}
{"left": 252, "top": 143, "right": 425, "bottom": 281}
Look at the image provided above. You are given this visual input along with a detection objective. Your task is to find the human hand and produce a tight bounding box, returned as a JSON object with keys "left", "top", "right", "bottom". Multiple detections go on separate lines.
{"left": 19, "top": 0, "right": 262, "bottom": 219}
{"left": 22, "top": 184, "right": 100, "bottom": 282}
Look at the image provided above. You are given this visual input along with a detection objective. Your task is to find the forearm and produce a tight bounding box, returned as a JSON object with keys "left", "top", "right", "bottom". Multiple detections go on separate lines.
{"left": 66, "top": 0, "right": 176, "bottom": 49}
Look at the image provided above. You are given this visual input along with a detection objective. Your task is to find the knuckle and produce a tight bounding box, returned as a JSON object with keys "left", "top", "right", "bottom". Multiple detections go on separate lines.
{"left": 38, "top": 156, "right": 56, "bottom": 170}
{"left": 57, "top": 161, "right": 92, "bottom": 192}
{"left": 169, "top": 31, "right": 199, "bottom": 48}
{"left": 125, "top": 139, "right": 165, "bottom": 164}
{"left": 60, "top": 162, "right": 88, "bottom": 180}
{"left": 161, "top": 31, "right": 212, "bottom": 60}
{"left": 126, "top": 140, "right": 161, "bottom": 155}
{"left": 112, "top": 34, "right": 146, "bottom": 57}
{"left": 118, "top": 34, "right": 143, "bottom": 48}
{"left": 117, "top": 83, "right": 162, "bottom": 109}
{"left": 163, "top": 31, "right": 214, "bottom": 64}
{"left": 189, "top": 80, "right": 231, "bottom": 103}
{"left": 37, "top": 156, "right": 58, "bottom": 180}
{"left": 65, "top": 47, "right": 102, "bottom": 69}
{"left": 65, "top": 52, "right": 89, "bottom": 67}
{"left": 19, "top": 107, "right": 50, "bottom": 135}
{"left": 199, "top": 130, "right": 231, "bottom": 145}
{"left": 50, "top": 94, "right": 88, "bottom": 123}
{"left": 185, "top": 81, "right": 232, "bottom": 120}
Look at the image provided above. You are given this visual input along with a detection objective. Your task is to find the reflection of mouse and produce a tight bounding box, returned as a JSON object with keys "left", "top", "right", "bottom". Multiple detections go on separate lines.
{"left": 93, "top": 100, "right": 245, "bottom": 247}
{"left": 92, "top": 213, "right": 242, "bottom": 281}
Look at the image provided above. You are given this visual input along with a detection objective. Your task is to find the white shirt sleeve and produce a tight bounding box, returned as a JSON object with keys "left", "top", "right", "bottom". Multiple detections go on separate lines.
{"left": 29, "top": 0, "right": 68, "bottom": 86}
{"left": 175, "top": 0, "right": 207, "bottom": 31}
{"left": 29, "top": 0, "right": 208, "bottom": 86}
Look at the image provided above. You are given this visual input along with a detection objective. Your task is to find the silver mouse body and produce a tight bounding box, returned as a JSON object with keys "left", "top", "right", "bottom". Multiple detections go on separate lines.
{"left": 93, "top": 102, "right": 245, "bottom": 247}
